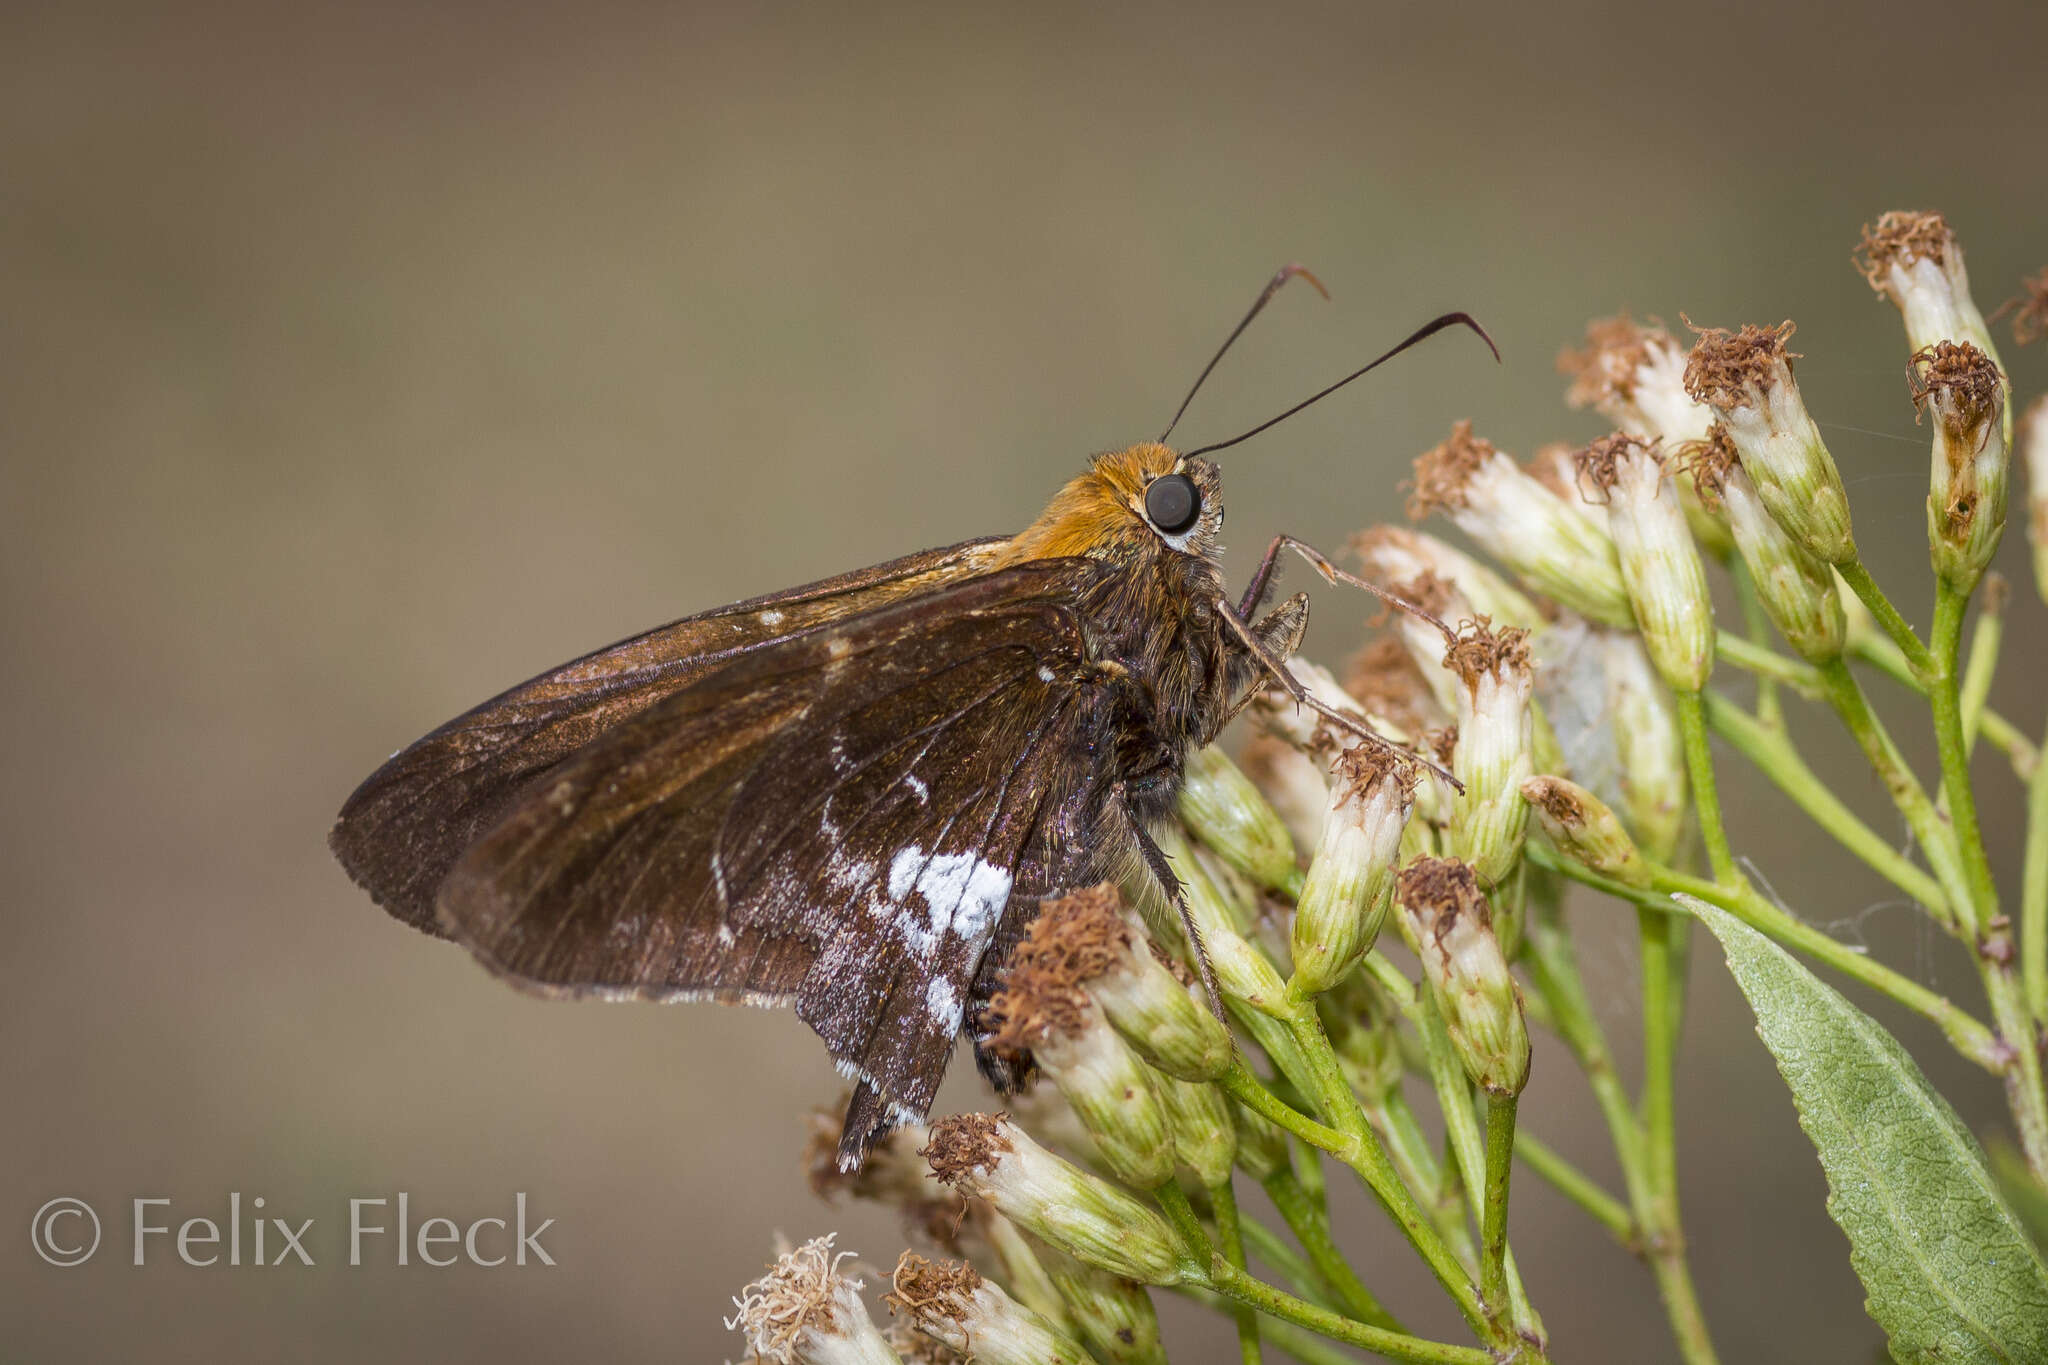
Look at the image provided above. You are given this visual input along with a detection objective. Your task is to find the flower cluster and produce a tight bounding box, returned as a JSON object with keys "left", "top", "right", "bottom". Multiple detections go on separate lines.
{"left": 728, "top": 211, "right": 2048, "bottom": 1365}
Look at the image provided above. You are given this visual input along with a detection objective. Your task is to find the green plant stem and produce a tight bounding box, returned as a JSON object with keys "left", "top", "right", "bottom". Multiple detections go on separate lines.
{"left": 1165, "top": 1291, "right": 1373, "bottom": 1365}
{"left": 1156, "top": 1181, "right": 1503, "bottom": 1365}
{"left": 1234, "top": 1216, "right": 1341, "bottom": 1312}
{"left": 1220, "top": 1059, "right": 1493, "bottom": 1341}
{"left": 1363, "top": 1088, "right": 1480, "bottom": 1272}
{"left": 2025, "top": 719, "right": 2048, "bottom": 1026}
{"left": 1929, "top": 584, "right": 2000, "bottom": 932}
{"left": 1514, "top": 1128, "right": 1635, "bottom": 1245}
{"left": 1929, "top": 584, "right": 2048, "bottom": 1179}
{"left": 1957, "top": 580, "right": 2005, "bottom": 753}
{"left": 1480, "top": 1095, "right": 1517, "bottom": 1323}
{"left": 1530, "top": 844, "right": 2005, "bottom": 1070}
{"left": 1522, "top": 896, "right": 1715, "bottom": 1364}
{"left": 1674, "top": 689, "right": 1738, "bottom": 887}
{"left": 1210, "top": 1178, "right": 1265, "bottom": 1365}
{"left": 1716, "top": 631, "right": 1823, "bottom": 698}
{"left": 1838, "top": 557, "right": 1937, "bottom": 678}
{"left": 1703, "top": 691, "right": 1950, "bottom": 918}
{"left": 1262, "top": 1170, "right": 1405, "bottom": 1332}
{"left": 1816, "top": 657, "right": 1973, "bottom": 933}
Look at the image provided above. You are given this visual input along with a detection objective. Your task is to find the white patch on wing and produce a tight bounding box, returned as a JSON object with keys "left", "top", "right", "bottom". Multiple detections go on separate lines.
{"left": 760, "top": 609, "right": 784, "bottom": 626}
{"left": 1037, "top": 665, "right": 1056, "bottom": 683}
{"left": 925, "top": 977, "right": 962, "bottom": 1031}
{"left": 884, "top": 845, "right": 1012, "bottom": 956}
{"left": 905, "top": 775, "right": 928, "bottom": 804}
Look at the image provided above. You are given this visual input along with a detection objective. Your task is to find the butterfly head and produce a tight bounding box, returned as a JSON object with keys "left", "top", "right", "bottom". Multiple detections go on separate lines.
{"left": 1006, "top": 443, "right": 1223, "bottom": 564}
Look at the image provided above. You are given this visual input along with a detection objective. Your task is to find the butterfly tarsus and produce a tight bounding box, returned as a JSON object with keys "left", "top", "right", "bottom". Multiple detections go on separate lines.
{"left": 1237, "top": 533, "right": 1458, "bottom": 644}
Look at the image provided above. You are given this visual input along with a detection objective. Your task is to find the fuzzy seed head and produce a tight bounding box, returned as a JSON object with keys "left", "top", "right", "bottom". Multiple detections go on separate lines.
{"left": 887, "top": 1253, "right": 1092, "bottom": 1365}
{"left": 727, "top": 1235, "right": 899, "bottom": 1365}
{"left": 1856, "top": 211, "right": 1998, "bottom": 360}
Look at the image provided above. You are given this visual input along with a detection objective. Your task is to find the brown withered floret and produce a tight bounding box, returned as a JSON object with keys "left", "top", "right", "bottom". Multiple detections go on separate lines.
{"left": 1673, "top": 424, "right": 1739, "bottom": 509}
{"left": 886, "top": 1251, "right": 983, "bottom": 1318}
{"left": 1424, "top": 724, "right": 1459, "bottom": 766}
{"left": 1909, "top": 341, "right": 2004, "bottom": 427}
{"left": 803, "top": 1104, "right": 980, "bottom": 1253}
{"left": 980, "top": 961, "right": 1091, "bottom": 1054}
{"left": 1397, "top": 856, "right": 1495, "bottom": 939}
{"left": 1011, "top": 883, "right": 1130, "bottom": 985}
{"left": 1572, "top": 432, "right": 1660, "bottom": 502}
{"left": 2011, "top": 267, "right": 2048, "bottom": 346}
{"left": 1407, "top": 420, "right": 1497, "bottom": 519}
{"left": 1389, "top": 569, "right": 1458, "bottom": 620}
{"left": 1341, "top": 635, "right": 1438, "bottom": 736}
{"left": 1682, "top": 321, "right": 1799, "bottom": 408}
{"left": 1854, "top": 210, "right": 1956, "bottom": 290}
{"left": 1332, "top": 742, "right": 1420, "bottom": 800}
{"left": 1557, "top": 313, "right": 1661, "bottom": 410}
{"left": 922, "top": 1114, "right": 1011, "bottom": 1185}
{"left": 1441, "top": 617, "right": 1532, "bottom": 687}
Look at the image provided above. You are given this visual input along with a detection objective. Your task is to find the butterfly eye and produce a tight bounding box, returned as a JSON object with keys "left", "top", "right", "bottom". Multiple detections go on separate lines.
{"left": 1144, "top": 473, "right": 1202, "bottom": 536}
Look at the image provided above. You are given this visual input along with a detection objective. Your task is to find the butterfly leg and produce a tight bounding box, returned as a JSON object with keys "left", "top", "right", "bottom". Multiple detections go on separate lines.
{"left": 1236, "top": 533, "right": 1458, "bottom": 644}
{"left": 1126, "top": 811, "right": 1229, "bottom": 1023}
{"left": 1213, "top": 593, "right": 1464, "bottom": 792}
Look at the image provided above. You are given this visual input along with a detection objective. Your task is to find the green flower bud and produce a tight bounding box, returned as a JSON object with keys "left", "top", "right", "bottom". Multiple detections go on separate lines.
{"left": 1021, "top": 885, "right": 1233, "bottom": 1082}
{"left": 1033, "top": 1239, "right": 1167, "bottom": 1365}
{"left": 1577, "top": 435, "right": 1716, "bottom": 693}
{"left": 727, "top": 1234, "right": 901, "bottom": 1365}
{"left": 1521, "top": 775, "right": 1649, "bottom": 887}
{"left": 980, "top": 967, "right": 1175, "bottom": 1191}
{"left": 1687, "top": 426, "right": 1845, "bottom": 663}
{"left": 1158, "top": 1075, "right": 1238, "bottom": 1187}
{"left": 924, "top": 1116, "right": 1184, "bottom": 1285}
{"left": 887, "top": 1253, "right": 1092, "bottom": 1365}
{"left": 1396, "top": 858, "right": 1531, "bottom": 1098}
{"left": 1443, "top": 621, "right": 1535, "bottom": 886}
{"left": 1684, "top": 321, "right": 1855, "bottom": 565}
{"left": 1176, "top": 745, "right": 1297, "bottom": 895}
{"left": 1290, "top": 746, "right": 1414, "bottom": 997}
{"left": 1856, "top": 211, "right": 2003, "bottom": 365}
{"left": 2023, "top": 396, "right": 2048, "bottom": 605}
{"left": 1601, "top": 631, "right": 1687, "bottom": 863}
{"left": 1911, "top": 341, "right": 2009, "bottom": 590}
{"left": 1408, "top": 421, "right": 1634, "bottom": 627}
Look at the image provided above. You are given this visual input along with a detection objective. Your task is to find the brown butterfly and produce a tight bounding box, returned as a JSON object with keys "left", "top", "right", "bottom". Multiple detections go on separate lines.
{"left": 330, "top": 268, "right": 1491, "bottom": 1169}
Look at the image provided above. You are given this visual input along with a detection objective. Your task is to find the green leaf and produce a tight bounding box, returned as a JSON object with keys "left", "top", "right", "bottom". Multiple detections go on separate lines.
{"left": 1681, "top": 895, "right": 2048, "bottom": 1364}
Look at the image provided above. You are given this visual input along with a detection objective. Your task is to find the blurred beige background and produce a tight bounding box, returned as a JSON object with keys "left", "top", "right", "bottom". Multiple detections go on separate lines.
{"left": 5, "top": 2, "right": 2045, "bottom": 1360}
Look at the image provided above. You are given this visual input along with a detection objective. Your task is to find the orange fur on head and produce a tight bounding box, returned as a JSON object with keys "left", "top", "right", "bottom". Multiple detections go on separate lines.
{"left": 1004, "top": 444, "right": 1183, "bottom": 562}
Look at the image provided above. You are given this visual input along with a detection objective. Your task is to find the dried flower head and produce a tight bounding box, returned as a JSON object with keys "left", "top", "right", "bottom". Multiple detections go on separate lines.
{"left": 922, "top": 1115, "right": 1184, "bottom": 1285}
{"left": 1341, "top": 634, "right": 1449, "bottom": 740}
{"left": 1856, "top": 210, "right": 2000, "bottom": 362}
{"left": 981, "top": 931, "right": 1174, "bottom": 1191}
{"left": 1560, "top": 313, "right": 1714, "bottom": 445}
{"left": 1352, "top": 525, "right": 1546, "bottom": 631}
{"left": 887, "top": 1252, "right": 1091, "bottom": 1365}
{"left": 1910, "top": 340, "right": 2009, "bottom": 588}
{"left": 1576, "top": 435, "right": 1715, "bottom": 693}
{"left": 726, "top": 1234, "right": 898, "bottom": 1365}
{"left": 1289, "top": 744, "right": 1415, "bottom": 997}
{"left": 1017, "top": 885, "right": 1232, "bottom": 1082}
{"left": 1521, "top": 775, "right": 1649, "bottom": 887}
{"left": 1683, "top": 320, "right": 1855, "bottom": 564}
{"left": 1396, "top": 857, "right": 1530, "bottom": 1097}
{"left": 1408, "top": 421, "right": 1633, "bottom": 626}
{"left": 1440, "top": 619, "right": 1534, "bottom": 889}
{"left": 805, "top": 1111, "right": 978, "bottom": 1255}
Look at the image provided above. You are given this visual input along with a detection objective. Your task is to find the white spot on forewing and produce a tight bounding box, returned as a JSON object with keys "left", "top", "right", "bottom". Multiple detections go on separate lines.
{"left": 925, "top": 977, "right": 962, "bottom": 1031}
{"left": 905, "top": 775, "right": 928, "bottom": 804}
{"left": 760, "top": 610, "right": 784, "bottom": 626}
{"left": 884, "top": 845, "right": 1011, "bottom": 957}
{"left": 1037, "top": 665, "right": 1056, "bottom": 683}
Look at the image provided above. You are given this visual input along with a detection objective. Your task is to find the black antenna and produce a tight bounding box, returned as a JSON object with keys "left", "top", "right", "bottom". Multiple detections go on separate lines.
{"left": 1159, "top": 264, "right": 1329, "bottom": 443}
{"left": 1182, "top": 312, "right": 1500, "bottom": 459}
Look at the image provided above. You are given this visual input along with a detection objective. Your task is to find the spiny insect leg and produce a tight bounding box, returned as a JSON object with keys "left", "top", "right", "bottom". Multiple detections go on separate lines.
{"left": 1213, "top": 594, "right": 1465, "bottom": 793}
{"left": 1129, "top": 814, "right": 1228, "bottom": 1023}
{"left": 1236, "top": 533, "right": 1458, "bottom": 644}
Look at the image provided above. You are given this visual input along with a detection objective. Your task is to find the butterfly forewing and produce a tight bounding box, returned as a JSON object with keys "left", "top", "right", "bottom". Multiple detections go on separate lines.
{"left": 329, "top": 538, "right": 1009, "bottom": 933}
{"left": 433, "top": 560, "right": 1109, "bottom": 1129}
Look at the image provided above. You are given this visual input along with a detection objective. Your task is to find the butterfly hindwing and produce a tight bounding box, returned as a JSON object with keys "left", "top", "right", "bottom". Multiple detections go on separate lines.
{"left": 434, "top": 560, "right": 1111, "bottom": 1134}
{"left": 329, "top": 538, "right": 1009, "bottom": 934}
